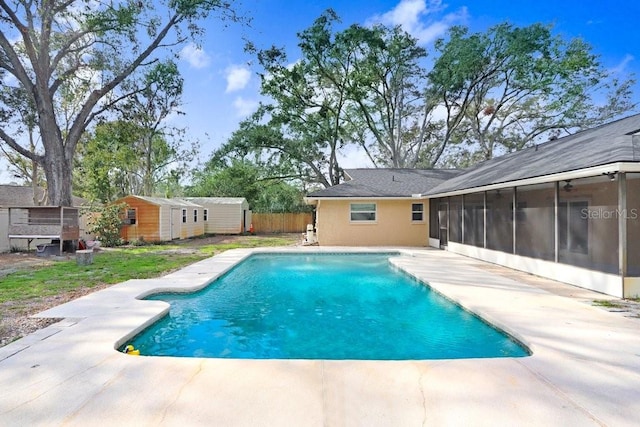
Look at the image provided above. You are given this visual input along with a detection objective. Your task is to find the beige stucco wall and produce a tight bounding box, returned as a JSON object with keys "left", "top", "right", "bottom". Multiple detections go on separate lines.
{"left": 315, "top": 199, "right": 428, "bottom": 246}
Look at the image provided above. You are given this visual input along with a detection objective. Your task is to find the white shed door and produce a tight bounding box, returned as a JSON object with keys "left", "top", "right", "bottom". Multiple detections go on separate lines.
{"left": 171, "top": 208, "right": 182, "bottom": 240}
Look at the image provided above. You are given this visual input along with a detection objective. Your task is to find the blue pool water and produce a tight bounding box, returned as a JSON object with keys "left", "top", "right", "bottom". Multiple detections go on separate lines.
{"left": 129, "top": 253, "right": 529, "bottom": 360}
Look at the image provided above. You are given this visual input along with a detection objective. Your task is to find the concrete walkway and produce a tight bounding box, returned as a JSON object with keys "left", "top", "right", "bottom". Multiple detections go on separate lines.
{"left": 1, "top": 248, "right": 639, "bottom": 426}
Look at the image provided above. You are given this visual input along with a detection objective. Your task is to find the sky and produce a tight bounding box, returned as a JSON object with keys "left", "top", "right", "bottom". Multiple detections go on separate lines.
{"left": 172, "top": 0, "right": 640, "bottom": 169}
{"left": 2, "top": 0, "right": 639, "bottom": 183}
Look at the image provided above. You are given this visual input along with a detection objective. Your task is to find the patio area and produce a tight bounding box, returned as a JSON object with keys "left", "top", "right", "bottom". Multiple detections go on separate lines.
{"left": 1, "top": 248, "right": 639, "bottom": 426}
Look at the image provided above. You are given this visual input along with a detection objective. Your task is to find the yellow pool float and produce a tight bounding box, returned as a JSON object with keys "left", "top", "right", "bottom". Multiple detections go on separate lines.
{"left": 123, "top": 344, "right": 140, "bottom": 356}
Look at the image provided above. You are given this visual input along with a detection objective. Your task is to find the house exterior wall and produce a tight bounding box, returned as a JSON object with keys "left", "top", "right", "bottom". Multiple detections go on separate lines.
{"left": 119, "top": 197, "right": 162, "bottom": 242}
{"left": 627, "top": 174, "right": 640, "bottom": 277}
{"left": 178, "top": 206, "right": 205, "bottom": 239}
{"left": 207, "top": 203, "right": 243, "bottom": 234}
{"left": 180, "top": 198, "right": 249, "bottom": 234}
{"left": 117, "top": 197, "right": 206, "bottom": 242}
{"left": 315, "top": 199, "right": 428, "bottom": 246}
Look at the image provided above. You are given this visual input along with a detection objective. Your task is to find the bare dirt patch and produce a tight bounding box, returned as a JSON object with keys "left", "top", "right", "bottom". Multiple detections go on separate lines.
{"left": 0, "top": 252, "right": 54, "bottom": 277}
{"left": 0, "top": 250, "right": 114, "bottom": 347}
{"left": 0, "top": 234, "right": 302, "bottom": 347}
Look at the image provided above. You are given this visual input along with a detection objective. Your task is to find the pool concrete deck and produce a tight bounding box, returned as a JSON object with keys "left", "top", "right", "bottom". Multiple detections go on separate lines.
{"left": 1, "top": 247, "right": 639, "bottom": 426}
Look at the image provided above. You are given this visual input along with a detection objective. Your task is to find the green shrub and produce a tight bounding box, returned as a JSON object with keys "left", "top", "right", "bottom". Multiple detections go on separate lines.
{"left": 83, "top": 203, "right": 127, "bottom": 247}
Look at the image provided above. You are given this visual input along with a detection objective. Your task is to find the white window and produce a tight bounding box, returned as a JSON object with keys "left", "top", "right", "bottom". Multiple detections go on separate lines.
{"left": 412, "top": 203, "right": 424, "bottom": 221}
{"left": 350, "top": 203, "right": 376, "bottom": 222}
{"left": 203, "top": 209, "right": 208, "bottom": 221}
{"left": 182, "top": 209, "right": 187, "bottom": 223}
{"left": 193, "top": 209, "right": 198, "bottom": 223}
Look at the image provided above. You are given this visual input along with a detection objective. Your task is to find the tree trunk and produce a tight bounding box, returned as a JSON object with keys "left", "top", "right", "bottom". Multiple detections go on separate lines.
{"left": 42, "top": 139, "right": 73, "bottom": 206}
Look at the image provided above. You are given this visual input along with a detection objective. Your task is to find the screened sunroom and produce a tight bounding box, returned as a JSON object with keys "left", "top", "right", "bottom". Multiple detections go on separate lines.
{"left": 425, "top": 114, "right": 640, "bottom": 298}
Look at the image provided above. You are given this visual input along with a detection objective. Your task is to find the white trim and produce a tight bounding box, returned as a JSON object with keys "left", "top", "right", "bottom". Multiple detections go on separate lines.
{"left": 411, "top": 202, "right": 425, "bottom": 222}
{"left": 305, "top": 196, "right": 422, "bottom": 202}
{"left": 9, "top": 234, "right": 60, "bottom": 239}
{"left": 428, "top": 237, "right": 440, "bottom": 247}
{"left": 429, "top": 162, "right": 640, "bottom": 198}
{"left": 446, "top": 242, "right": 623, "bottom": 297}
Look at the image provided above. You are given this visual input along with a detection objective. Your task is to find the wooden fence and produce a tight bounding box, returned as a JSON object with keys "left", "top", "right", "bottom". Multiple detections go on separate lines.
{"left": 251, "top": 212, "right": 313, "bottom": 233}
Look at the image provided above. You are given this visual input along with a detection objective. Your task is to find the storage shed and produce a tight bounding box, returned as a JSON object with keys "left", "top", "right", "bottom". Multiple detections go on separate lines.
{"left": 180, "top": 197, "right": 251, "bottom": 234}
{"left": 115, "top": 195, "right": 205, "bottom": 242}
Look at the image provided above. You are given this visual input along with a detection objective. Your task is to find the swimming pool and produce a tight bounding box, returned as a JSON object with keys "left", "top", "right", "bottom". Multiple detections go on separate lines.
{"left": 128, "top": 253, "right": 529, "bottom": 360}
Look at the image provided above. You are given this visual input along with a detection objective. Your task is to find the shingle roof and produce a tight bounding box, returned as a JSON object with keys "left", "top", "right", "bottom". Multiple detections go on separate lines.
{"left": 307, "top": 168, "right": 461, "bottom": 198}
{"left": 428, "top": 113, "right": 640, "bottom": 195}
{"left": 0, "top": 185, "right": 87, "bottom": 207}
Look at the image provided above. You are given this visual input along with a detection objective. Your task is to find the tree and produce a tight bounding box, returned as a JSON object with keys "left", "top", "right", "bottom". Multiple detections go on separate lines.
{"left": 229, "top": 11, "right": 444, "bottom": 177}
{"left": 74, "top": 120, "right": 142, "bottom": 202}
{"left": 75, "top": 118, "right": 197, "bottom": 203}
{"left": 223, "top": 10, "right": 363, "bottom": 188}
{"left": 187, "top": 159, "right": 261, "bottom": 203}
{"left": 116, "top": 60, "right": 195, "bottom": 197}
{"left": 0, "top": 82, "right": 46, "bottom": 203}
{"left": 344, "top": 24, "right": 438, "bottom": 168}
{"left": 187, "top": 159, "right": 310, "bottom": 212}
{"left": 0, "top": 0, "right": 240, "bottom": 206}
{"left": 428, "top": 24, "right": 636, "bottom": 166}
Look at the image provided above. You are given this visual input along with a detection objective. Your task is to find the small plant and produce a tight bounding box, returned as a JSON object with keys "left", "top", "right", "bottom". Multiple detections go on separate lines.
{"left": 82, "top": 203, "right": 127, "bottom": 247}
{"left": 592, "top": 300, "right": 623, "bottom": 309}
{"left": 131, "top": 236, "right": 151, "bottom": 246}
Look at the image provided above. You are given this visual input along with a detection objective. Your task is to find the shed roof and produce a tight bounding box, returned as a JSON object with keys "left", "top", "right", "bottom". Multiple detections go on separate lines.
{"left": 427, "top": 113, "right": 640, "bottom": 195}
{"left": 0, "top": 185, "right": 87, "bottom": 207}
{"left": 122, "top": 195, "right": 202, "bottom": 208}
{"left": 180, "top": 197, "right": 247, "bottom": 205}
{"left": 307, "top": 168, "right": 461, "bottom": 198}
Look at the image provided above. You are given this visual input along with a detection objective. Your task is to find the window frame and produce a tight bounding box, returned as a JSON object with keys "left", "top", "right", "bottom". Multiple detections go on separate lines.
{"left": 126, "top": 208, "right": 137, "bottom": 225}
{"left": 411, "top": 203, "right": 424, "bottom": 222}
{"left": 203, "top": 208, "right": 208, "bottom": 221}
{"left": 350, "top": 202, "right": 377, "bottom": 223}
{"left": 193, "top": 209, "right": 198, "bottom": 223}
{"left": 181, "top": 208, "right": 187, "bottom": 224}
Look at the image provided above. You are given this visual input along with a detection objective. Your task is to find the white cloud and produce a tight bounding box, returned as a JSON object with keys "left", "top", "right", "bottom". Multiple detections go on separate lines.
{"left": 233, "top": 96, "right": 259, "bottom": 117}
{"left": 368, "top": 0, "right": 468, "bottom": 45}
{"left": 225, "top": 65, "right": 251, "bottom": 93}
{"left": 611, "top": 54, "right": 634, "bottom": 74}
{"left": 180, "top": 43, "right": 211, "bottom": 69}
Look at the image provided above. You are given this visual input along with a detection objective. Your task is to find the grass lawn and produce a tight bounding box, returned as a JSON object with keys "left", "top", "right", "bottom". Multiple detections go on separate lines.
{"left": 0, "top": 234, "right": 299, "bottom": 344}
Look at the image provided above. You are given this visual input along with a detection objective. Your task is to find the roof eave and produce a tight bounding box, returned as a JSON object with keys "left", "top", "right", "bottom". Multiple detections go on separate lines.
{"left": 304, "top": 195, "right": 425, "bottom": 202}
{"left": 428, "top": 162, "right": 640, "bottom": 197}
